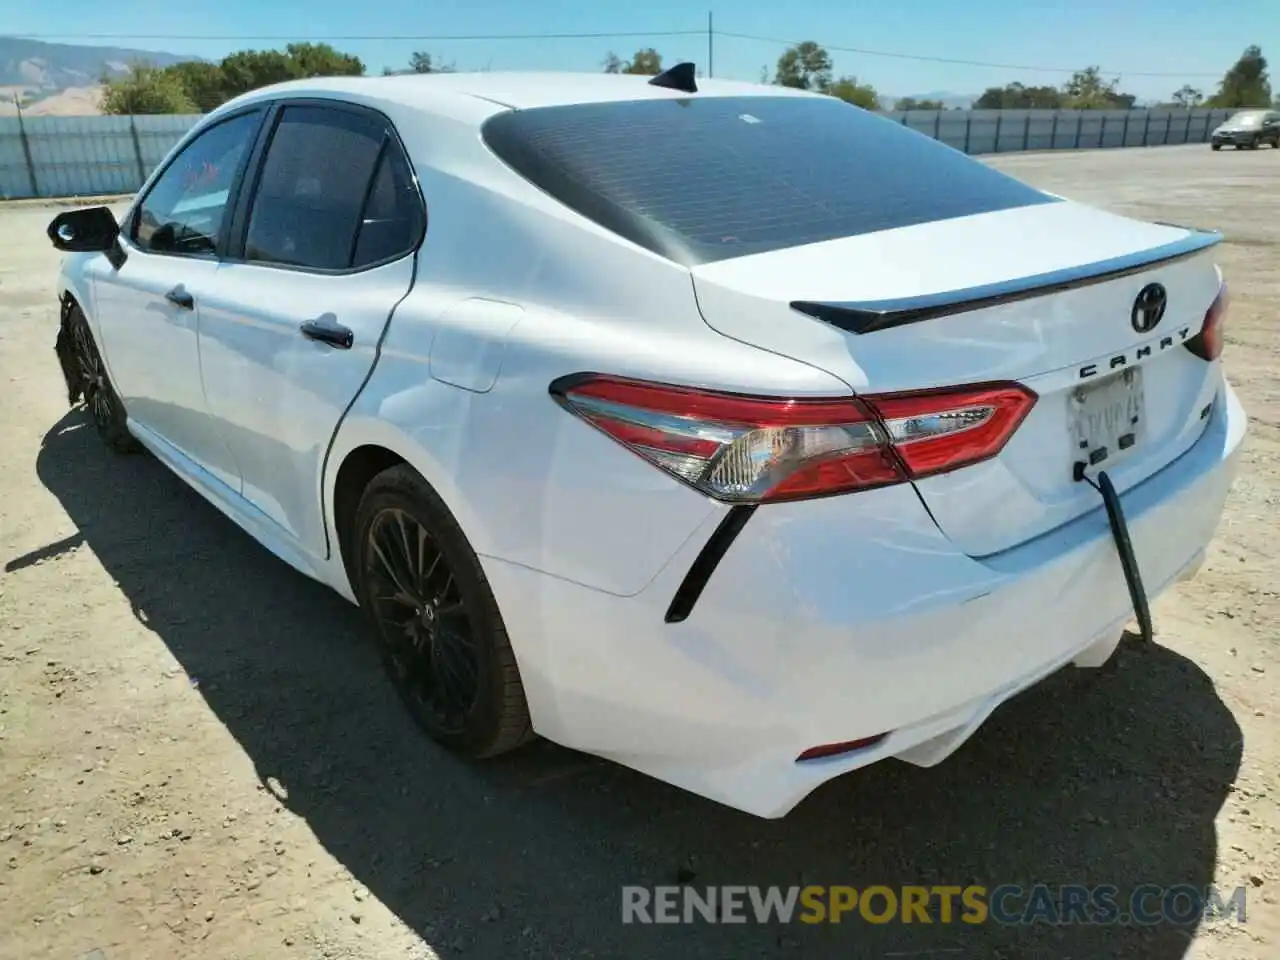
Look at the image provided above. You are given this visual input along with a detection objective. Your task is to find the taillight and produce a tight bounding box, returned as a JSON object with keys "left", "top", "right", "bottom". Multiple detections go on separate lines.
{"left": 550, "top": 374, "right": 1037, "bottom": 504}
{"left": 867, "top": 384, "right": 1040, "bottom": 480}
{"left": 1185, "top": 283, "right": 1229, "bottom": 361}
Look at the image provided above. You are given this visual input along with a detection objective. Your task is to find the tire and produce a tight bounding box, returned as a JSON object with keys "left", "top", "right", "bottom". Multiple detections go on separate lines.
{"left": 1211, "top": 143, "right": 1222, "bottom": 151}
{"left": 63, "top": 304, "right": 141, "bottom": 454}
{"left": 353, "top": 464, "right": 533, "bottom": 758}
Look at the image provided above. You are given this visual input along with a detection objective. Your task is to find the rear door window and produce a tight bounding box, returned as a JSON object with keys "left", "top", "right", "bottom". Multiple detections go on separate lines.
{"left": 243, "top": 105, "right": 421, "bottom": 271}
{"left": 352, "top": 144, "right": 424, "bottom": 268}
{"left": 482, "top": 95, "right": 1058, "bottom": 266}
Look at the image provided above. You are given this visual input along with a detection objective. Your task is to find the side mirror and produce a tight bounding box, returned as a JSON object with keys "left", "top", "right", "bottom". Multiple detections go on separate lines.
{"left": 47, "top": 206, "right": 120, "bottom": 253}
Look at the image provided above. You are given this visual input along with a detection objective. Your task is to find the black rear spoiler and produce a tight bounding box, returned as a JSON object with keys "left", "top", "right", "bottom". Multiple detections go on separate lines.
{"left": 791, "top": 227, "right": 1223, "bottom": 336}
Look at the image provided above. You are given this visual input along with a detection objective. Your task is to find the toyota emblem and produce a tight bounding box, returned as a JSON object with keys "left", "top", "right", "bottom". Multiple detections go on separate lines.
{"left": 1131, "top": 283, "right": 1168, "bottom": 334}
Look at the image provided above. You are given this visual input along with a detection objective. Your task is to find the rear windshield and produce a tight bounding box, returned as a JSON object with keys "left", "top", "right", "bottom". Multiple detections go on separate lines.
{"left": 481, "top": 95, "right": 1058, "bottom": 266}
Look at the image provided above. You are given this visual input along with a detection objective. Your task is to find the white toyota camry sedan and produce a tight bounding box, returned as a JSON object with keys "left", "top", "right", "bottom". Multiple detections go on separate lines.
{"left": 47, "top": 65, "right": 1247, "bottom": 819}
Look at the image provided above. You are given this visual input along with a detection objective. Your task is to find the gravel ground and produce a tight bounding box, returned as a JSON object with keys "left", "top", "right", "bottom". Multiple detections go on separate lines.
{"left": 0, "top": 143, "right": 1277, "bottom": 960}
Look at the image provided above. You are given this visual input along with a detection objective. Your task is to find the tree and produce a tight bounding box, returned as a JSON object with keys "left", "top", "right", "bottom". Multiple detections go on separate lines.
{"left": 1206, "top": 46, "right": 1272, "bottom": 108}
{"left": 1170, "top": 84, "right": 1204, "bottom": 108}
{"left": 974, "top": 82, "right": 1063, "bottom": 109}
{"left": 164, "top": 61, "right": 226, "bottom": 113}
{"left": 407, "top": 51, "right": 454, "bottom": 74}
{"left": 284, "top": 42, "right": 364, "bottom": 79}
{"left": 215, "top": 44, "right": 364, "bottom": 102}
{"left": 101, "top": 62, "right": 197, "bottom": 115}
{"left": 828, "top": 76, "right": 879, "bottom": 109}
{"left": 1062, "top": 66, "right": 1135, "bottom": 109}
{"left": 218, "top": 49, "right": 303, "bottom": 100}
{"left": 895, "top": 97, "right": 945, "bottom": 111}
{"left": 602, "top": 48, "right": 663, "bottom": 75}
{"left": 108, "top": 43, "right": 368, "bottom": 114}
{"left": 971, "top": 69, "right": 1135, "bottom": 110}
{"left": 624, "top": 48, "right": 662, "bottom": 75}
{"left": 774, "top": 41, "right": 832, "bottom": 92}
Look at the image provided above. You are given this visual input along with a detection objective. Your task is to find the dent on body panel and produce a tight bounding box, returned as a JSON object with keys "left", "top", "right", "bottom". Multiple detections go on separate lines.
{"left": 336, "top": 363, "right": 500, "bottom": 552}
{"left": 428, "top": 298, "right": 525, "bottom": 393}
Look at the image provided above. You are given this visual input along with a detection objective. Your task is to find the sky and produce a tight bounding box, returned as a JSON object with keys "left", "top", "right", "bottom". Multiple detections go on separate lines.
{"left": 10, "top": 0, "right": 1279, "bottom": 102}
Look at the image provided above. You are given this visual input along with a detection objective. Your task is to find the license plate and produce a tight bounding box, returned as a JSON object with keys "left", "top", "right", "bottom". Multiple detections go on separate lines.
{"left": 1069, "top": 368, "right": 1145, "bottom": 472}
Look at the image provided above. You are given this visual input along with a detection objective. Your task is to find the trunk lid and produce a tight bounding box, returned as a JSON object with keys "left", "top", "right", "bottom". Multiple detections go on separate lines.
{"left": 690, "top": 201, "right": 1225, "bottom": 556}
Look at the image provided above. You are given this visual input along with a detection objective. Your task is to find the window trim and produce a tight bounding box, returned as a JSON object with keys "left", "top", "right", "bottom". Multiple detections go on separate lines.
{"left": 222, "top": 97, "right": 428, "bottom": 276}
{"left": 124, "top": 106, "right": 268, "bottom": 262}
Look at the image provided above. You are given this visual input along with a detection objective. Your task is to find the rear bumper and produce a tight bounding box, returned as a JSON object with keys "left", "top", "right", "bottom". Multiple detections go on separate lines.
{"left": 486, "top": 379, "right": 1246, "bottom": 819}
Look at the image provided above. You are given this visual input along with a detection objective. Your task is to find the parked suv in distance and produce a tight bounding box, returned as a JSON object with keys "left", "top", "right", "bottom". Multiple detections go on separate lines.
{"left": 1210, "top": 109, "right": 1280, "bottom": 150}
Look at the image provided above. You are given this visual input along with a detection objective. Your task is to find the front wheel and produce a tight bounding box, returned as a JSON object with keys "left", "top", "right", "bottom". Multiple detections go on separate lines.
{"left": 353, "top": 464, "right": 533, "bottom": 758}
{"left": 1211, "top": 142, "right": 1222, "bottom": 151}
{"left": 62, "top": 304, "right": 141, "bottom": 454}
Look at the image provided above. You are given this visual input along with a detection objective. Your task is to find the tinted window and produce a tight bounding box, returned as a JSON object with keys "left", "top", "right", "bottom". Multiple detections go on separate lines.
{"left": 352, "top": 143, "right": 424, "bottom": 268}
{"left": 244, "top": 106, "right": 387, "bottom": 270}
{"left": 482, "top": 96, "right": 1058, "bottom": 265}
{"left": 132, "top": 111, "right": 259, "bottom": 256}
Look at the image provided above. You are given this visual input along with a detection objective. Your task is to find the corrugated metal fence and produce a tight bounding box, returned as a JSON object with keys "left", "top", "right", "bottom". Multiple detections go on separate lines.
{"left": 890, "top": 106, "right": 1236, "bottom": 155}
{"left": 0, "top": 107, "right": 1241, "bottom": 201}
{"left": 0, "top": 114, "right": 197, "bottom": 200}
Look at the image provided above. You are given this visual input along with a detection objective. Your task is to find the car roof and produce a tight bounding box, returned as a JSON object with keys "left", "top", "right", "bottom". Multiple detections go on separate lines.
{"left": 216, "top": 70, "right": 822, "bottom": 124}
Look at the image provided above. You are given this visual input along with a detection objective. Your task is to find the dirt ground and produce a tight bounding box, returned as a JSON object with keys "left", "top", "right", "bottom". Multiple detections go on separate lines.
{"left": 1, "top": 143, "right": 1277, "bottom": 960}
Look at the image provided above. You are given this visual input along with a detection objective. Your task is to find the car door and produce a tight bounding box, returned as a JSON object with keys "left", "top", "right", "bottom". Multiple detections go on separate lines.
{"left": 196, "top": 100, "right": 425, "bottom": 558}
{"left": 1266, "top": 112, "right": 1280, "bottom": 144}
{"left": 90, "top": 107, "right": 264, "bottom": 491}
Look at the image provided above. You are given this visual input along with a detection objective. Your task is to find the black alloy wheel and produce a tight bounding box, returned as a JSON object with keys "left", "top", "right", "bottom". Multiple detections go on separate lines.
{"left": 67, "top": 306, "right": 140, "bottom": 453}
{"left": 354, "top": 465, "right": 532, "bottom": 757}
{"left": 365, "top": 506, "right": 480, "bottom": 733}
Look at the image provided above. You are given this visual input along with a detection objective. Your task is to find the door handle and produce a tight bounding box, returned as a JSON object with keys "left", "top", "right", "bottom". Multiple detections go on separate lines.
{"left": 165, "top": 286, "right": 194, "bottom": 309}
{"left": 299, "top": 316, "right": 354, "bottom": 350}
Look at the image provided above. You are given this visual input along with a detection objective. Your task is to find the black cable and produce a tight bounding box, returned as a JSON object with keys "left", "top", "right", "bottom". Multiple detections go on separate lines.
{"left": 8, "top": 30, "right": 706, "bottom": 42}
{"left": 717, "top": 30, "right": 1225, "bottom": 79}
{"left": 7, "top": 26, "right": 1224, "bottom": 80}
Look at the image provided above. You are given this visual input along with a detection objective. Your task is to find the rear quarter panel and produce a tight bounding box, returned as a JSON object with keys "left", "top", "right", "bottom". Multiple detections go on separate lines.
{"left": 327, "top": 117, "right": 853, "bottom": 597}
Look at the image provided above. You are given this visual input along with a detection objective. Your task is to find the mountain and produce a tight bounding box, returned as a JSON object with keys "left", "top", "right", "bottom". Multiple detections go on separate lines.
{"left": 0, "top": 36, "right": 192, "bottom": 93}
